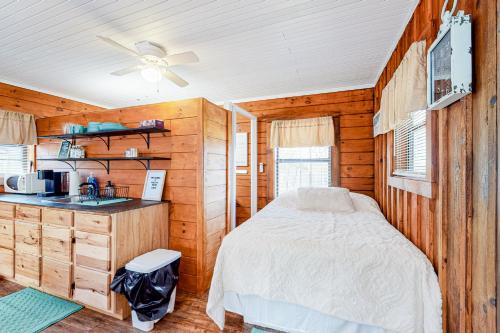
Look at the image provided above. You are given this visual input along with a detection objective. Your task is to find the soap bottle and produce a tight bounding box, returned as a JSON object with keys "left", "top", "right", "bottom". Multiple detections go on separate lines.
{"left": 87, "top": 172, "right": 99, "bottom": 198}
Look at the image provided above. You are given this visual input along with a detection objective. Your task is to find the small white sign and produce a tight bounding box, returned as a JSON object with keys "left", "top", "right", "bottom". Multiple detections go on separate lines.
{"left": 142, "top": 170, "right": 166, "bottom": 201}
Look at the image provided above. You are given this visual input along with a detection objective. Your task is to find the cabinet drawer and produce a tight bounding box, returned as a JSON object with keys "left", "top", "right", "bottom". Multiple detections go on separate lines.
{"left": 15, "top": 221, "right": 41, "bottom": 256}
{"left": 0, "top": 203, "right": 15, "bottom": 219}
{"left": 73, "top": 266, "right": 111, "bottom": 310}
{"left": 0, "top": 247, "right": 14, "bottom": 278}
{"left": 42, "top": 258, "right": 72, "bottom": 298}
{"left": 15, "top": 252, "right": 40, "bottom": 287}
{"left": 15, "top": 205, "right": 41, "bottom": 223}
{"left": 75, "top": 213, "right": 111, "bottom": 234}
{"left": 74, "top": 231, "right": 110, "bottom": 271}
{"left": 42, "top": 225, "right": 72, "bottom": 262}
{"left": 0, "top": 219, "right": 14, "bottom": 249}
{"left": 42, "top": 208, "right": 73, "bottom": 227}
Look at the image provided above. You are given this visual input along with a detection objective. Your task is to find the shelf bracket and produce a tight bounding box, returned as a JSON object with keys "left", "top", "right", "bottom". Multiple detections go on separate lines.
{"left": 94, "top": 136, "right": 111, "bottom": 150}
{"left": 135, "top": 159, "right": 150, "bottom": 170}
{"left": 59, "top": 160, "right": 77, "bottom": 171}
{"left": 94, "top": 160, "right": 110, "bottom": 174}
{"left": 138, "top": 133, "right": 151, "bottom": 149}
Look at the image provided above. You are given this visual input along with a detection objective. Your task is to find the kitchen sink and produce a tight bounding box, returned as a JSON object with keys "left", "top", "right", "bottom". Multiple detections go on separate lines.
{"left": 41, "top": 196, "right": 131, "bottom": 206}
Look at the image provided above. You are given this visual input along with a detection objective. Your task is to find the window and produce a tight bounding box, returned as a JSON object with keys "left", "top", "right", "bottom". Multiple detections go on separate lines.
{"left": 275, "top": 146, "right": 331, "bottom": 196}
{"left": 393, "top": 110, "right": 427, "bottom": 178}
{"left": 0, "top": 145, "right": 32, "bottom": 175}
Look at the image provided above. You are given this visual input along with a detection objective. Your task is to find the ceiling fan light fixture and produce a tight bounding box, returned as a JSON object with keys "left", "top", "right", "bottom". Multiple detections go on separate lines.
{"left": 141, "top": 66, "right": 162, "bottom": 82}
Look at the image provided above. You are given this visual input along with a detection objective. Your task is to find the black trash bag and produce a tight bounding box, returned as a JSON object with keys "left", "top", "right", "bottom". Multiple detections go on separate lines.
{"left": 110, "top": 258, "right": 180, "bottom": 322}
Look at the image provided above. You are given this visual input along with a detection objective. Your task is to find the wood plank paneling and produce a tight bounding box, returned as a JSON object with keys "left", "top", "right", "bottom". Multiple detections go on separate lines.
{"left": 36, "top": 98, "right": 228, "bottom": 296}
{"left": 0, "top": 82, "right": 104, "bottom": 118}
{"left": 373, "top": 0, "right": 497, "bottom": 332}
{"left": 201, "top": 100, "right": 228, "bottom": 292}
{"left": 235, "top": 88, "right": 375, "bottom": 224}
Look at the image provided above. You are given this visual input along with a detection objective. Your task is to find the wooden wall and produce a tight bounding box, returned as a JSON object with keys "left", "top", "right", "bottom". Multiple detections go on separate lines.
{"left": 0, "top": 82, "right": 104, "bottom": 117}
{"left": 0, "top": 81, "right": 105, "bottom": 192}
{"left": 202, "top": 101, "right": 228, "bottom": 291}
{"left": 235, "top": 88, "right": 374, "bottom": 223}
{"left": 373, "top": 1, "right": 497, "bottom": 332}
{"left": 35, "top": 98, "right": 228, "bottom": 295}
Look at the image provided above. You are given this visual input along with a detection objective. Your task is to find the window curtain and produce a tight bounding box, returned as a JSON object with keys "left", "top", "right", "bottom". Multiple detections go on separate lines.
{"left": 270, "top": 116, "right": 334, "bottom": 148}
{"left": 377, "top": 40, "right": 427, "bottom": 136}
{"left": 0, "top": 110, "right": 37, "bottom": 145}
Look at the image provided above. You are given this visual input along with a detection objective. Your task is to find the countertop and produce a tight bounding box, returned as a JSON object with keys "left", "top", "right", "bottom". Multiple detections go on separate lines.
{"left": 0, "top": 193, "right": 168, "bottom": 214}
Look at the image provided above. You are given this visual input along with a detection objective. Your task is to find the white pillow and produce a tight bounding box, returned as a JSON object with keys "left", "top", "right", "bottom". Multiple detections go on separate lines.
{"left": 350, "top": 192, "right": 383, "bottom": 215}
{"left": 272, "top": 190, "right": 299, "bottom": 207}
{"left": 296, "top": 187, "right": 355, "bottom": 213}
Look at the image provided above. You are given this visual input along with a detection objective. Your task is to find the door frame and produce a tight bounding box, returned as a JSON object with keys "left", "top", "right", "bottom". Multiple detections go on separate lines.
{"left": 225, "top": 102, "right": 257, "bottom": 230}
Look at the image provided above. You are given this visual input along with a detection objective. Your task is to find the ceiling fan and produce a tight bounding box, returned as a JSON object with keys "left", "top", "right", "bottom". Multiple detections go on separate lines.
{"left": 98, "top": 36, "right": 198, "bottom": 87}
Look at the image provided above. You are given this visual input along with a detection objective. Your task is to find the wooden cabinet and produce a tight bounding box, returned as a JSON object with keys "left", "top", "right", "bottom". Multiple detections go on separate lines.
{"left": 75, "top": 213, "right": 110, "bottom": 234}
{"left": 15, "top": 205, "right": 41, "bottom": 223}
{"left": 0, "top": 203, "right": 15, "bottom": 279}
{"left": 0, "top": 219, "right": 14, "bottom": 249}
{"left": 74, "top": 231, "right": 110, "bottom": 271}
{"left": 15, "top": 221, "right": 41, "bottom": 256}
{"left": 42, "top": 208, "right": 73, "bottom": 227}
{"left": 42, "top": 225, "right": 72, "bottom": 262}
{"left": 42, "top": 258, "right": 72, "bottom": 298}
{"left": 15, "top": 252, "right": 40, "bottom": 287}
{"left": 0, "top": 247, "right": 14, "bottom": 278}
{"left": 0, "top": 203, "right": 14, "bottom": 219}
{"left": 0, "top": 201, "right": 168, "bottom": 320}
{"left": 73, "top": 266, "right": 111, "bottom": 311}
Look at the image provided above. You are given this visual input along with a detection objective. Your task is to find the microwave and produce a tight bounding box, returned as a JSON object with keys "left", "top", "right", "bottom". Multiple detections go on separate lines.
{"left": 4, "top": 173, "right": 45, "bottom": 194}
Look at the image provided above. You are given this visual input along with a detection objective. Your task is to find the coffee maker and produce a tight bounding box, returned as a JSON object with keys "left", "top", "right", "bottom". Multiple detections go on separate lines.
{"left": 37, "top": 170, "right": 69, "bottom": 197}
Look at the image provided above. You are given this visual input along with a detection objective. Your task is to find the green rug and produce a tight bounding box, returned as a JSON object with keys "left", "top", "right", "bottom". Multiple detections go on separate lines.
{"left": 0, "top": 288, "right": 83, "bottom": 333}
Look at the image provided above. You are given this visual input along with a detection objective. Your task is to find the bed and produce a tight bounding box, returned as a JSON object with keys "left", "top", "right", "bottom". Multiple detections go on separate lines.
{"left": 206, "top": 188, "right": 442, "bottom": 333}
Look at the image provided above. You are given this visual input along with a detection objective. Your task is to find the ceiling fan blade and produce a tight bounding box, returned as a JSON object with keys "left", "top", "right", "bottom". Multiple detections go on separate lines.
{"left": 110, "top": 65, "right": 145, "bottom": 76}
{"left": 97, "top": 36, "right": 139, "bottom": 57}
{"left": 164, "top": 51, "right": 199, "bottom": 66}
{"left": 162, "top": 70, "right": 189, "bottom": 87}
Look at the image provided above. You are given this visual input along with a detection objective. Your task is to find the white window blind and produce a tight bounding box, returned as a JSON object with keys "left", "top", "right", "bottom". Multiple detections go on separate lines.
{"left": 0, "top": 145, "right": 31, "bottom": 175}
{"left": 275, "top": 146, "right": 331, "bottom": 196}
{"left": 393, "top": 110, "right": 427, "bottom": 177}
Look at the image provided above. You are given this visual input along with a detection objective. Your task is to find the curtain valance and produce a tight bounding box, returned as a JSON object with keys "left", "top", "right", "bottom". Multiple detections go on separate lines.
{"left": 0, "top": 110, "right": 37, "bottom": 145}
{"left": 378, "top": 40, "right": 427, "bottom": 136}
{"left": 270, "top": 116, "right": 334, "bottom": 148}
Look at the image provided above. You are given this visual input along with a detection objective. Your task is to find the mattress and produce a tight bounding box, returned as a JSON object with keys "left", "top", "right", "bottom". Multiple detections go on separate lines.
{"left": 224, "top": 291, "right": 395, "bottom": 333}
{"left": 207, "top": 191, "right": 442, "bottom": 332}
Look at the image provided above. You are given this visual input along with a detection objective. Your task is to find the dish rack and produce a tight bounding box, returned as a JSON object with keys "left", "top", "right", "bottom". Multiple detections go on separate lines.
{"left": 78, "top": 184, "right": 129, "bottom": 203}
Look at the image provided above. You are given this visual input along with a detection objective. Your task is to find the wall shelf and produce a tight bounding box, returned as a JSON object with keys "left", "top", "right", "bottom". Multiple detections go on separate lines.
{"left": 37, "top": 157, "right": 171, "bottom": 174}
{"left": 38, "top": 127, "right": 171, "bottom": 150}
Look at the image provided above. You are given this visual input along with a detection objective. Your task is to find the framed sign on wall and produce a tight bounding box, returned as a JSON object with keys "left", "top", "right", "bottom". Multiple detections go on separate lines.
{"left": 235, "top": 132, "right": 248, "bottom": 167}
{"left": 427, "top": 11, "right": 472, "bottom": 110}
{"left": 142, "top": 170, "right": 166, "bottom": 201}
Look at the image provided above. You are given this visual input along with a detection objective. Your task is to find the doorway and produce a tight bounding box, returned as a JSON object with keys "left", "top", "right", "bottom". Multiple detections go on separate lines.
{"left": 225, "top": 103, "right": 257, "bottom": 231}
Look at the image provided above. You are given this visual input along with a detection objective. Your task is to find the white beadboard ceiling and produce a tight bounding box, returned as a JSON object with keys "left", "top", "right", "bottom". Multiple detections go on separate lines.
{"left": 0, "top": 0, "right": 418, "bottom": 108}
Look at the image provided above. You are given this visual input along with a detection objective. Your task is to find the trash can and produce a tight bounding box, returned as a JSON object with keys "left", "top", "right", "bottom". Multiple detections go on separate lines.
{"left": 110, "top": 249, "right": 181, "bottom": 332}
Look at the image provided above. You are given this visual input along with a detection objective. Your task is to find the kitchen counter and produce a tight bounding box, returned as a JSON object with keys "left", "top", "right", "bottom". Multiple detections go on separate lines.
{"left": 0, "top": 193, "right": 168, "bottom": 214}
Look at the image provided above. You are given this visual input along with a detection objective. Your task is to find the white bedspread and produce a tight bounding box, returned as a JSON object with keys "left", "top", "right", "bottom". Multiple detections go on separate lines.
{"left": 206, "top": 197, "right": 442, "bottom": 333}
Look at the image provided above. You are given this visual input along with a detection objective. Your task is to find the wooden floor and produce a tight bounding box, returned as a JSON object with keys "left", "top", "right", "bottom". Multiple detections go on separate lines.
{"left": 0, "top": 279, "right": 256, "bottom": 333}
